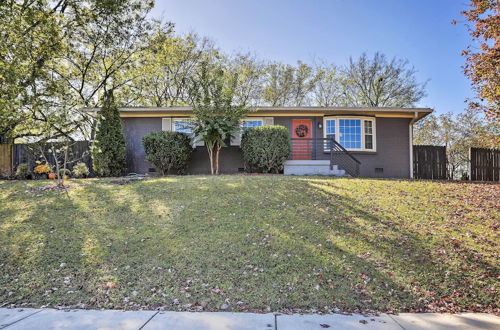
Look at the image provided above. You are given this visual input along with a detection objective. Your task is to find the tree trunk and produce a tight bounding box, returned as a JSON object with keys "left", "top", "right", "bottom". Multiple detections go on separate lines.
{"left": 60, "top": 146, "right": 68, "bottom": 188}
{"left": 207, "top": 143, "right": 214, "bottom": 175}
{"left": 213, "top": 144, "right": 221, "bottom": 175}
{"left": 52, "top": 148, "right": 61, "bottom": 187}
{"left": 205, "top": 140, "right": 224, "bottom": 175}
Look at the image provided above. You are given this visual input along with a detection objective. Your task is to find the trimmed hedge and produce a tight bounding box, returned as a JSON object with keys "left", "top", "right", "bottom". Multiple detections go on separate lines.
{"left": 241, "top": 125, "right": 290, "bottom": 173}
{"left": 142, "top": 131, "right": 193, "bottom": 175}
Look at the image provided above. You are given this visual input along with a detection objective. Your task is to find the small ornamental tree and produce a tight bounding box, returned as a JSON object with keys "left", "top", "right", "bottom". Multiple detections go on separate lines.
{"left": 189, "top": 61, "right": 249, "bottom": 175}
{"left": 92, "top": 90, "right": 126, "bottom": 177}
{"left": 142, "top": 131, "right": 193, "bottom": 175}
{"left": 241, "top": 125, "right": 291, "bottom": 173}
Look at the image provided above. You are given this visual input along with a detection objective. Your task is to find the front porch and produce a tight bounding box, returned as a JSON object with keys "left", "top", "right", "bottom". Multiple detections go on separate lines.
{"left": 284, "top": 159, "right": 346, "bottom": 176}
{"left": 285, "top": 137, "right": 361, "bottom": 176}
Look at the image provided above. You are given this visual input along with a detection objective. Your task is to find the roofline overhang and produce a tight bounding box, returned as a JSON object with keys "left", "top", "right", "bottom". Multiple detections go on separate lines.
{"left": 83, "top": 106, "right": 433, "bottom": 121}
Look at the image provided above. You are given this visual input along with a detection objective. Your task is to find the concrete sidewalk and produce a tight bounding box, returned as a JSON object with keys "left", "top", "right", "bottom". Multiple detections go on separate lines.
{"left": 0, "top": 308, "right": 499, "bottom": 330}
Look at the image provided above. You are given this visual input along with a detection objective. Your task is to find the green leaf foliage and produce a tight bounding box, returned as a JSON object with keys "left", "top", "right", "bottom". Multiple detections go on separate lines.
{"left": 15, "top": 163, "right": 30, "bottom": 179}
{"left": 190, "top": 61, "right": 248, "bottom": 146}
{"left": 142, "top": 131, "right": 193, "bottom": 175}
{"left": 72, "top": 162, "right": 90, "bottom": 178}
{"left": 189, "top": 60, "right": 249, "bottom": 174}
{"left": 241, "top": 125, "right": 291, "bottom": 173}
{"left": 91, "top": 91, "right": 126, "bottom": 177}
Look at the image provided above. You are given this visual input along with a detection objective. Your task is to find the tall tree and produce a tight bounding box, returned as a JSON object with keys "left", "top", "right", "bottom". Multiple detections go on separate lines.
{"left": 0, "top": 0, "right": 65, "bottom": 142}
{"left": 0, "top": 0, "right": 155, "bottom": 142}
{"left": 189, "top": 61, "right": 248, "bottom": 175}
{"left": 457, "top": 0, "right": 499, "bottom": 119}
{"left": 262, "top": 61, "right": 321, "bottom": 106}
{"left": 48, "top": 0, "right": 155, "bottom": 140}
{"left": 343, "top": 52, "right": 427, "bottom": 107}
{"left": 312, "top": 62, "right": 346, "bottom": 106}
{"left": 291, "top": 61, "right": 321, "bottom": 106}
{"left": 91, "top": 90, "right": 126, "bottom": 176}
{"left": 262, "top": 62, "right": 295, "bottom": 106}
{"left": 117, "top": 30, "right": 212, "bottom": 107}
{"left": 227, "top": 53, "right": 265, "bottom": 107}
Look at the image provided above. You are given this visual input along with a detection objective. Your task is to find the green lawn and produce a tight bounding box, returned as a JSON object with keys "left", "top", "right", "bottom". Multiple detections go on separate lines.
{"left": 0, "top": 176, "right": 498, "bottom": 314}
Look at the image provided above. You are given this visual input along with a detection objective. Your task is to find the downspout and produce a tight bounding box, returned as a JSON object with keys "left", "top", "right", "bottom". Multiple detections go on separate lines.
{"left": 409, "top": 111, "right": 418, "bottom": 179}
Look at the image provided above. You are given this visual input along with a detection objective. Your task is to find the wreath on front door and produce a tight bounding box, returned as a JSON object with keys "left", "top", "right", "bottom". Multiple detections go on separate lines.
{"left": 295, "top": 124, "right": 309, "bottom": 137}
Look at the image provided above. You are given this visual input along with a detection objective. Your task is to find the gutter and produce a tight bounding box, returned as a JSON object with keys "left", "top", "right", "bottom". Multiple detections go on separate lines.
{"left": 409, "top": 111, "right": 418, "bottom": 179}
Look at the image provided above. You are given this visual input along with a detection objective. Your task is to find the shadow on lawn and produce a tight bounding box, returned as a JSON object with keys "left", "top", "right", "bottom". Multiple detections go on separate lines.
{"left": 0, "top": 184, "right": 88, "bottom": 306}
{"left": 297, "top": 178, "right": 498, "bottom": 311}
{"left": 0, "top": 177, "right": 497, "bottom": 313}
{"left": 125, "top": 176, "right": 420, "bottom": 312}
{"left": 141, "top": 176, "right": 496, "bottom": 312}
{"left": 0, "top": 182, "right": 169, "bottom": 309}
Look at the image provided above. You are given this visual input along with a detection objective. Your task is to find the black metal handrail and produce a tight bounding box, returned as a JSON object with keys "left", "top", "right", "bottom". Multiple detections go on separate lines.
{"left": 289, "top": 138, "right": 361, "bottom": 177}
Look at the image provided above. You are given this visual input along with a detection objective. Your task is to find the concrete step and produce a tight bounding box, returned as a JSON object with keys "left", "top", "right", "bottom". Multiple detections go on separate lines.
{"left": 284, "top": 160, "right": 346, "bottom": 176}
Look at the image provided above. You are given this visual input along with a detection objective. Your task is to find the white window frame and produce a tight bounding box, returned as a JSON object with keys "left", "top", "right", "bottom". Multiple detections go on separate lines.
{"left": 172, "top": 117, "right": 205, "bottom": 147}
{"left": 323, "top": 116, "right": 376, "bottom": 152}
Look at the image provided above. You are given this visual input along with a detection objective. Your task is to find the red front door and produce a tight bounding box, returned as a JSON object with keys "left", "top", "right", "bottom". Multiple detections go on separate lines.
{"left": 292, "top": 119, "right": 313, "bottom": 160}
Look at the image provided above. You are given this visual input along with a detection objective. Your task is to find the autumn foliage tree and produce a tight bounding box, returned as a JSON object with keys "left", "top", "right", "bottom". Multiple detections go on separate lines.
{"left": 457, "top": 0, "right": 500, "bottom": 119}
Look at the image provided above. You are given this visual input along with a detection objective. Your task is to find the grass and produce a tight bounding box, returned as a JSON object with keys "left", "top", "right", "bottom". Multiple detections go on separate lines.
{"left": 0, "top": 176, "right": 498, "bottom": 314}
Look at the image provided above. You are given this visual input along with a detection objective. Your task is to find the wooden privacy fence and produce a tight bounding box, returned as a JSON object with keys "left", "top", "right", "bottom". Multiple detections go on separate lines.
{"left": 470, "top": 147, "right": 500, "bottom": 182}
{"left": 413, "top": 145, "right": 447, "bottom": 180}
{"left": 14, "top": 141, "right": 92, "bottom": 174}
{"left": 0, "top": 141, "right": 92, "bottom": 177}
{"left": 0, "top": 144, "right": 13, "bottom": 176}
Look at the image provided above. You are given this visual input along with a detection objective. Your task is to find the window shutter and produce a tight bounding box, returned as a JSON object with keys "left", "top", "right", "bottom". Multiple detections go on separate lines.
{"left": 263, "top": 117, "right": 274, "bottom": 126}
{"left": 161, "top": 118, "right": 172, "bottom": 131}
{"left": 230, "top": 131, "right": 242, "bottom": 146}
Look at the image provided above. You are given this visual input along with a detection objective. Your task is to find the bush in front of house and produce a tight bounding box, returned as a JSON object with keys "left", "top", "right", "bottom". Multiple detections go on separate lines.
{"left": 59, "top": 168, "right": 71, "bottom": 179}
{"left": 91, "top": 90, "right": 126, "bottom": 177}
{"left": 142, "top": 131, "right": 193, "bottom": 175}
{"left": 241, "top": 125, "right": 290, "bottom": 173}
{"left": 15, "top": 163, "right": 30, "bottom": 179}
{"left": 33, "top": 163, "right": 51, "bottom": 179}
{"left": 73, "top": 162, "right": 90, "bottom": 178}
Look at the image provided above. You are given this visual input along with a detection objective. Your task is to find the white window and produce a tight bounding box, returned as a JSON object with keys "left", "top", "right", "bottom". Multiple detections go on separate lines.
{"left": 172, "top": 118, "right": 204, "bottom": 146}
{"left": 323, "top": 117, "right": 376, "bottom": 151}
{"left": 325, "top": 118, "right": 336, "bottom": 141}
{"left": 242, "top": 118, "right": 264, "bottom": 129}
{"left": 231, "top": 117, "right": 272, "bottom": 146}
{"left": 364, "top": 120, "right": 374, "bottom": 150}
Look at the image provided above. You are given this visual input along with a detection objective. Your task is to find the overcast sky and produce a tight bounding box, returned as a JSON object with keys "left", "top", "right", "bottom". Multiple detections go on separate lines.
{"left": 151, "top": 0, "right": 474, "bottom": 113}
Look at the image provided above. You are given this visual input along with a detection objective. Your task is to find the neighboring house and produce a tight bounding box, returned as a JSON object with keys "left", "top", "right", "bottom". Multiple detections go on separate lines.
{"left": 95, "top": 106, "right": 432, "bottom": 178}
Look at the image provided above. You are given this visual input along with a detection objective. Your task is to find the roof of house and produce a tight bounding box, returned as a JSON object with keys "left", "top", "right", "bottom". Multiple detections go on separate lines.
{"left": 84, "top": 106, "right": 433, "bottom": 120}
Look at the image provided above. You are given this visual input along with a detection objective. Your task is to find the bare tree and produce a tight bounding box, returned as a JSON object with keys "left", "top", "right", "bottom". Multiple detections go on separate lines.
{"left": 343, "top": 52, "right": 427, "bottom": 107}
{"left": 262, "top": 62, "right": 295, "bottom": 106}
{"left": 292, "top": 61, "right": 321, "bottom": 106}
{"left": 312, "top": 61, "right": 346, "bottom": 106}
{"left": 262, "top": 61, "right": 320, "bottom": 106}
{"left": 227, "top": 53, "right": 266, "bottom": 107}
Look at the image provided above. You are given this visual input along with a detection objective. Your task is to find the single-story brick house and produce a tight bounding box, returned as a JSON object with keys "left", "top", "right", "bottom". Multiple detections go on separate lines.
{"left": 91, "top": 106, "right": 432, "bottom": 178}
